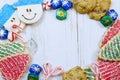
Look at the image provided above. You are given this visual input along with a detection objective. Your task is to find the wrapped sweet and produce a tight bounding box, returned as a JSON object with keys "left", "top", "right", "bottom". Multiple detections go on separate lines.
{"left": 0, "top": 29, "right": 8, "bottom": 39}
{"left": 106, "top": 9, "right": 118, "bottom": 20}
{"left": 29, "top": 64, "right": 42, "bottom": 75}
{"left": 56, "top": 8, "right": 67, "bottom": 20}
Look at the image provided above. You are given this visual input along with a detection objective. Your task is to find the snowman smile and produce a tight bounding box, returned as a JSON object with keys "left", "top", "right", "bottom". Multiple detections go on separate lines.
{"left": 22, "top": 13, "right": 37, "bottom": 20}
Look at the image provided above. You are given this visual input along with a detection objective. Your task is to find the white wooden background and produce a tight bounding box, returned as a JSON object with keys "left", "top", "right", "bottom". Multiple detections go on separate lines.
{"left": 0, "top": 0, "right": 120, "bottom": 80}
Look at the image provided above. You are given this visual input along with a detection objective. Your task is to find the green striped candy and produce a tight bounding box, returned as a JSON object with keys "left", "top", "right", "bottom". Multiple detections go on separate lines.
{"left": 0, "top": 42, "right": 25, "bottom": 58}
{"left": 84, "top": 67, "right": 95, "bottom": 80}
{"left": 99, "top": 33, "right": 120, "bottom": 61}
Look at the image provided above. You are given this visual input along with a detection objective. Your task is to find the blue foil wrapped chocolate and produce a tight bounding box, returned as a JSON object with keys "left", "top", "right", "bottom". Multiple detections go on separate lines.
{"left": 29, "top": 64, "right": 42, "bottom": 75}
{"left": 50, "top": 0, "right": 62, "bottom": 9}
{"left": 106, "top": 9, "right": 118, "bottom": 20}
{"left": 62, "top": 0, "right": 72, "bottom": 10}
{"left": 0, "top": 29, "right": 8, "bottom": 39}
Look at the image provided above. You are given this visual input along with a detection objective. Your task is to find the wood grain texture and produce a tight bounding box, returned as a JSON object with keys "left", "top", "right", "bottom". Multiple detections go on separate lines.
{"left": 0, "top": 0, "right": 120, "bottom": 80}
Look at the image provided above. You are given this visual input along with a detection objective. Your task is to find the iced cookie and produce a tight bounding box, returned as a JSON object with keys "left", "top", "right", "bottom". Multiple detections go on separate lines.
{"left": 88, "top": 0, "right": 111, "bottom": 20}
{"left": 98, "top": 32, "right": 120, "bottom": 61}
{"left": 62, "top": 66, "right": 87, "bottom": 80}
{"left": 0, "top": 54, "right": 30, "bottom": 80}
{"left": 97, "top": 59, "right": 120, "bottom": 80}
{"left": 15, "top": 4, "right": 43, "bottom": 24}
{"left": 73, "top": 0, "right": 96, "bottom": 14}
{"left": 14, "top": 0, "right": 43, "bottom": 24}
{"left": 0, "top": 42, "right": 25, "bottom": 59}
{"left": 0, "top": 4, "right": 25, "bottom": 33}
{"left": 100, "top": 19, "right": 120, "bottom": 48}
{"left": 4, "top": 11, "right": 25, "bottom": 33}
{"left": 84, "top": 67, "right": 95, "bottom": 80}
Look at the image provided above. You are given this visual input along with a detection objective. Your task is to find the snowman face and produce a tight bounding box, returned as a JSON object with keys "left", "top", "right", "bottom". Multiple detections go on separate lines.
{"left": 16, "top": 4, "right": 43, "bottom": 24}
{"left": 4, "top": 11, "right": 25, "bottom": 32}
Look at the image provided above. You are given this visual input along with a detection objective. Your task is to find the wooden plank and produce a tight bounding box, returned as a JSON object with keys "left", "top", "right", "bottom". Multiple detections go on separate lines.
{"left": 30, "top": 8, "right": 79, "bottom": 70}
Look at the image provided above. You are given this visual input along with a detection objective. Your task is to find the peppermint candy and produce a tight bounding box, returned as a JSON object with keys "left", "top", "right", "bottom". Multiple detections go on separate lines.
{"left": 43, "top": 1, "right": 51, "bottom": 10}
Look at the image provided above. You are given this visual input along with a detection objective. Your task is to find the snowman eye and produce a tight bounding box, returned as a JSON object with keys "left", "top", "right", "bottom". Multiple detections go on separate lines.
{"left": 13, "top": 18, "right": 15, "bottom": 20}
{"left": 26, "top": 9, "right": 29, "bottom": 12}
{"left": 11, "top": 20, "right": 13, "bottom": 22}
{"left": 29, "top": 9, "right": 32, "bottom": 12}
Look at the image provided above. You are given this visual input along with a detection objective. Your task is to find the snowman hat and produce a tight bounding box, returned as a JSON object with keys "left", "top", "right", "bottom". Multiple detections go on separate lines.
{"left": 13, "top": 0, "right": 43, "bottom": 7}
{"left": 0, "top": 4, "right": 15, "bottom": 28}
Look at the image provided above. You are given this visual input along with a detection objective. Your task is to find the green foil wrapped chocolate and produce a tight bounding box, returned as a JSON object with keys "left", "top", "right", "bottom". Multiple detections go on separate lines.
{"left": 56, "top": 8, "right": 67, "bottom": 20}
{"left": 100, "top": 15, "right": 113, "bottom": 27}
{"left": 28, "top": 73, "right": 39, "bottom": 80}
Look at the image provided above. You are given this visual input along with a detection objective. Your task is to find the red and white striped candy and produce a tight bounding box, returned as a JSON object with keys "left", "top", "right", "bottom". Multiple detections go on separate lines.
{"left": 0, "top": 54, "right": 30, "bottom": 80}
{"left": 43, "top": 1, "right": 51, "bottom": 10}
{"left": 97, "top": 59, "right": 120, "bottom": 80}
{"left": 100, "top": 19, "right": 120, "bottom": 48}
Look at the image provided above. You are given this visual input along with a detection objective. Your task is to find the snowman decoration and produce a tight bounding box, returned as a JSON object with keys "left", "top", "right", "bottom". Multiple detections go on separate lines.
{"left": 0, "top": 0, "right": 44, "bottom": 42}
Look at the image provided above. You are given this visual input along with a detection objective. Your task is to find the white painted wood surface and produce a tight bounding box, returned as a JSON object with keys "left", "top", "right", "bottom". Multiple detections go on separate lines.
{"left": 0, "top": 0, "right": 120, "bottom": 80}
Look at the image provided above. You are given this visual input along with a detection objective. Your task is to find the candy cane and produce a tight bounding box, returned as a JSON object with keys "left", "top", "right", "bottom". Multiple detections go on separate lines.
{"left": 8, "top": 24, "right": 25, "bottom": 42}
{"left": 43, "top": 62, "right": 64, "bottom": 80}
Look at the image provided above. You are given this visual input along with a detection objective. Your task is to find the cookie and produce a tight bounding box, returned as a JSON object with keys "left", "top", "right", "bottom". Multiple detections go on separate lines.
{"left": 97, "top": 59, "right": 120, "bottom": 80}
{"left": 14, "top": 0, "right": 43, "bottom": 24}
{"left": 4, "top": 11, "right": 26, "bottom": 33}
{"left": 100, "top": 19, "right": 120, "bottom": 48}
{"left": 62, "top": 66, "right": 87, "bottom": 80}
{"left": 98, "top": 32, "right": 120, "bottom": 61}
{"left": 73, "top": 0, "right": 97, "bottom": 14}
{"left": 0, "top": 4, "right": 25, "bottom": 32}
{"left": 0, "top": 42, "right": 25, "bottom": 59}
{"left": 70, "top": 0, "right": 74, "bottom": 3}
{"left": 0, "top": 4, "right": 15, "bottom": 28}
{"left": 0, "top": 54, "right": 30, "bottom": 80}
{"left": 16, "top": 4, "right": 43, "bottom": 24}
{"left": 88, "top": 0, "right": 111, "bottom": 20}
{"left": 84, "top": 67, "right": 95, "bottom": 80}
